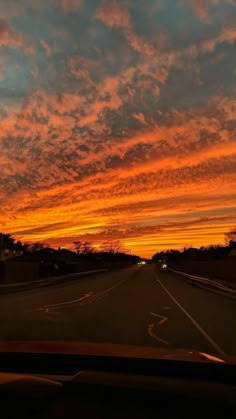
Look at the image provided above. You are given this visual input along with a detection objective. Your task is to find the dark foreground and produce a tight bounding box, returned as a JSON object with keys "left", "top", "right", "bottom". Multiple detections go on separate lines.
{"left": 0, "top": 265, "right": 235, "bottom": 356}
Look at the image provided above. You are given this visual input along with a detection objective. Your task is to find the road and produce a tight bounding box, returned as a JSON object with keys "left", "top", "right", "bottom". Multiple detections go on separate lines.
{"left": 0, "top": 264, "right": 236, "bottom": 356}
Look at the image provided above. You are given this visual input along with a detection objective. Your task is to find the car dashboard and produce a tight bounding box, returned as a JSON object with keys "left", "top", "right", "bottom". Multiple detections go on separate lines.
{"left": 0, "top": 351, "right": 236, "bottom": 419}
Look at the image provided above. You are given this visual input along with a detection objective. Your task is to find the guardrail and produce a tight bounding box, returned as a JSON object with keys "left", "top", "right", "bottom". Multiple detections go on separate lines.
{"left": 168, "top": 268, "right": 236, "bottom": 299}
{"left": 0, "top": 269, "right": 108, "bottom": 295}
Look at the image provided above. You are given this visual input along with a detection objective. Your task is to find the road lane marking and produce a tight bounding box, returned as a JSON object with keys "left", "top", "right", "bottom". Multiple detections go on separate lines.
{"left": 149, "top": 312, "right": 159, "bottom": 317}
{"left": 152, "top": 271, "right": 226, "bottom": 356}
{"left": 43, "top": 309, "right": 63, "bottom": 321}
{"left": 149, "top": 312, "right": 168, "bottom": 325}
{"left": 26, "top": 292, "right": 94, "bottom": 312}
{"left": 148, "top": 312, "right": 169, "bottom": 345}
{"left": 80, "top": 278, "right": 129, "bottom": 305}
{"left": 148, "top": 323, "right": 168, "bottom": 345}
{"left": 25, "top": 277, "right": 130, "bottom": 314}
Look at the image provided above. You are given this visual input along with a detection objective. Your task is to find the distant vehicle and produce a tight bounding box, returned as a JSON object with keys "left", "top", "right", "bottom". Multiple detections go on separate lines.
{"left": 138, "top": 260, "right": 146, "bottom": 265}
{"left": 160, "top": 263, "right": 168, "bottom": 272}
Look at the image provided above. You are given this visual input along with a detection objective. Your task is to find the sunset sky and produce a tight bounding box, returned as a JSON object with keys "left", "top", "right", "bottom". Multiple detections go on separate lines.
{"left": 0, "top": 0, "right": 236, "bottom": 257}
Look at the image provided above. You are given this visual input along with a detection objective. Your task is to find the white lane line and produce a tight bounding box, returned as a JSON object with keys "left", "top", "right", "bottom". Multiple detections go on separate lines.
{"left": 152, "top": 270, "right": 226, "bottom": 356}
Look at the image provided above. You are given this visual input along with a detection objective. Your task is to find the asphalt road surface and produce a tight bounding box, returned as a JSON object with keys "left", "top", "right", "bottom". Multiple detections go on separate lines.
{"left": 0, "top": 265, "right": 236, "bottom": 357}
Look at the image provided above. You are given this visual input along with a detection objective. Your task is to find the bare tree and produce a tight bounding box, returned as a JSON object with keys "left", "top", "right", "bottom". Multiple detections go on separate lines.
{"left": 73, "top": 240, "right": 94, "bottom": 254}
{"left": 82, "top": 241, "right": 94, "bottom": 254}
{"left": 101, "top": 240, "right": 123, "bottom": 254}
{"left": 73, "top": 241, "right": 83, "bottom": 254}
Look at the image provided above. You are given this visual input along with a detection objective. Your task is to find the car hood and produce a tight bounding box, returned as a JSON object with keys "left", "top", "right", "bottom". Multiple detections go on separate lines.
{"left": 0, "top": 341, "right": 234, "bottom": 364}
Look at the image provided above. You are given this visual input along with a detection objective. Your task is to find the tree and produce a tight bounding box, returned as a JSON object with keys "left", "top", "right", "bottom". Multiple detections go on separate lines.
{"left": 225, "top": 228, "right": 236, "bottom": 248}
{"left": 28, "top": 241, "right": 48, "bottom": 252}
{"left": 0, "top": 233, "right": 16, "bottom": 250}
{"left": 21, "top": 242, "right": 31, "bottom": 253}
{"left": 82, "top": 241, "right": 94, "bottom": 254}
{"left": 0, "top": 233, "right": 25, "bottom": 252}
{"left": 73, "top": 241, "right": 83, "bottom": 254}
{"left": 73, "top": 240, "right": 94, "bottom": 254}
{"left": 101, "top": 240, "right": 123, "bottom": 254}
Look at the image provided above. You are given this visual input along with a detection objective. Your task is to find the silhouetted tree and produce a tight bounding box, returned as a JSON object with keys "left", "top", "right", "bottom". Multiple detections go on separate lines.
{"left": 82, "top": 241, "right": 94, "bottom": 254}
{"left": 73, "top": 240, "right": 95, "bottom": 254}
{"left": 225, "top": 228, "right": 236, "bottom": 248}
{"left": 101, "top": 240, "right": 123, "bottom": 254}
{"left": 28, "top": 241, "right": 48, "bottom": 252}
{"left": 73, "top": 241, "right": 83, "bottom": 254}
{"left": 0, "top": 233, "right": 16, "bottom": 250}
{"left": 152, "top": 243, "right": 230, "bottom": 263}
{"left": 0, "top": 233, "right": 26, "bottom": 252}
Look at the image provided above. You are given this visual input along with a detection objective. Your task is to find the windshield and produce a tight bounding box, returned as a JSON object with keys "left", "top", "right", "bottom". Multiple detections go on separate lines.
{"left": 0, "top": 0, "right": 236, "bottom": 363}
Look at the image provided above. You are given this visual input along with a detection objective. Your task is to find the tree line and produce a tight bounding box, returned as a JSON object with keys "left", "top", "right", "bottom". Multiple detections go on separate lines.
{"left": 1, "top": 226, "right": 235, "bottom": 263}
{"left": 0, "top": 233, "right": 48, "bottom": 253}
{"left": 152, "top": 228, "right": 236, "bottom": 263}
{"left": 0, "top": 233, "right": 123, "bottom": 254}
{"left": 0, "top": 233, "right": 139, "bottom": 262}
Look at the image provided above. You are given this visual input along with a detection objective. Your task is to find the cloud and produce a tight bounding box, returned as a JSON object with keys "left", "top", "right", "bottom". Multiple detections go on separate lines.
{"left": 44, "top": 213, "right": 234, "bottom": 254}
{"left": 200, "top": 23, "right": 236, "bottom": 54}
{"left": 1, "top": 91, "right": 236, "bottom": 200}
{"left": 0, "top": 18, "right": 24, "bottom": 49}
{"left": 0, "top": 18, "right": 9, "bottom": 36}
{"left": 40, "top": 39, "right": 52, "bottom": 56}
{"left": 0, "top": 0, "right": 236, "bottom": 256}
{"left": 95, "top": 0, "right": 157, "bottom": 57}
{"left": 180, "top": 0, "right": 233, "bottom": 24}
{"left": 13, "top": 221, "right": 69, "bottom": 236}
{"left": 192, "top": 0, "right": 211, "bottom": 23}
{"left": 55, "top": 0, "right": 84, "bottom": 13}
{"left": 133, "top": 113, "right": 149, "bottom": 125}
{"left": 96, "top": 0, "right": 131, "bottom": 29}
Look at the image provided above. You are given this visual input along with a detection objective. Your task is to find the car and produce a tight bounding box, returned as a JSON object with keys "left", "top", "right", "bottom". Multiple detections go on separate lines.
{"left": 138, "top": 260, "right": 146, "bottom": 265}
{"left": 160, "top": 263, "right": 168, "bottom": 272}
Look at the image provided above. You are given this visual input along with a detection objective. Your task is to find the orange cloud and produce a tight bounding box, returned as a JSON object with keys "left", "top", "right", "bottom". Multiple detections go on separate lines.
{"left": 57, "top": 0, "right": 84, "bottom": 12}
{"left": 180, "top": 0, "right": 231, "bottom": 24}
{"left": 40, "top": 39, "right": 52, "bottom": 56}
{"left": 96, "top": 0, "right": 131, "bottom": 29}
{"left": 1, "top": 0, "right": 236, "bottom": 257}
{"left": 192, "top": 0, "right": 211, "bottom": 23}
{"left": 0, "top": 18, "right": 24, "bottom": 49}
{"left": 96, "top": 0, "right": 158, "bottom": 57}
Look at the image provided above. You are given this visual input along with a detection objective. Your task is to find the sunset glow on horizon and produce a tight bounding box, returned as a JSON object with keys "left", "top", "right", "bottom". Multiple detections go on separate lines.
{"left": 0, "top": 0, "right": 236, "bottom": 257}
